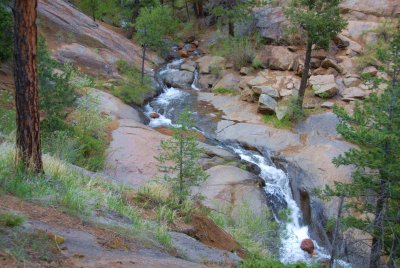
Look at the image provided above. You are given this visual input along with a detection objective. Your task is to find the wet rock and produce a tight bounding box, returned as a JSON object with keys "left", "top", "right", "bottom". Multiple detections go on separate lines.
{"left": 213, "top": 73, "right": 241, "bottom": 91}
{"left": 252, "top": 86, "right": 279, "bottom": 99}
{"left": 149, "top": 112, "right": 160, "bottom": 119}
{"left": 321, "top": 58, "right": 343, "bottom": 74}
{"left": 181, "top": 60, "right": 196, "bottom": 72}
{"left": 258, "top": 94, "right": 277, "bottom": 114}
{"left": 309, "top": 75, "right": 338, "bottom": 98}
{"left": 300, "top": 239, "right": 315, "bottom": 255}
{"left": 162, "top": 70, "right": 194, "bottom": 89}
{"left": 180, "top": 50, "right": 189, "bottom": 58}
{"left": 194, "top": 166, "right": 268, "bottom": 220}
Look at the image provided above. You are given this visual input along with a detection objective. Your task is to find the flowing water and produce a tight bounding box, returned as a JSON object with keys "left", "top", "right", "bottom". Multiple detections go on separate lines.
{"left": 144, "top": 58, "right": 349, "bottom": 266}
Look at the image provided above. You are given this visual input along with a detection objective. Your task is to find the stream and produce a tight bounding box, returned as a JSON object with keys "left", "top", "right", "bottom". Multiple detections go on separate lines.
{"left": 143, "top": 58, "right": 349, "bottom": 266}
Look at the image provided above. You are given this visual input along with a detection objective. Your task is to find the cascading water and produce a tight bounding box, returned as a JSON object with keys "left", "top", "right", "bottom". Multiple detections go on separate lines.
{"left": 144, "top": 57, "right": 351, "bottom": 267}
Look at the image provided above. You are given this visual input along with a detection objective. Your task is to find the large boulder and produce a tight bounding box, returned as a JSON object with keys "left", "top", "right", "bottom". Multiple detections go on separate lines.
{"left": 253, "top": 6, "right": 287, "bottom": 42}
{"left": 195, "top": 165, "right": 267, "bottom": 220}
{"left": 213, "top": 73, "right": 241, "bottom": 91}
{"left": 340, "top": 0, "right": 400, "bottom": 18}
{"left": 162, "top": 70, "right": 194, "bottom": 89}
{"left": 252, "top": 86, "right": 279, "bottom": 99}
{"left": 263, "top": 46, "right": 297, "bottom": 71}
{"left": 258, "top": 94, "right": 278, "bottom": 114}
{"left": 309, "top": 75, "right": 338, "bottom": 98}
{"left": 247, "top": 75, "right": 268, "bottom": 87}
{"left": 342, "top": 87, "right": 367, "bottom": 100}
{"left": 321, "top": 58, "right": 343, "bottom": 74}
{"left": 342, "top": 21, "right": 380, "bottom": 44}
{"left": 196, "top": 56, "right": 226, "bottom": 74}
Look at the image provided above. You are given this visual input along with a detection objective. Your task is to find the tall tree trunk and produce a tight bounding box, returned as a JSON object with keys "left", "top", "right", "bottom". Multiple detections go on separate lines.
{"left": 329, "top": 195, "right": 344, "bottom": 268}
{"left": 13, "top": 0, "right": 43, "bottom": 173}
{"left": 298, "top": 39, "right": 312, "bottom": 109}
{"left": 369, "top": 180, "right": 386, "bottom": 268}
{"left": 228, "top": 21, "right": 234, "bottom": 37}
{"left": 141, "top": 44, "right": 146, "bottom": 84}
{"left": 185, "top": 1, "right": 190, "bottom": 21}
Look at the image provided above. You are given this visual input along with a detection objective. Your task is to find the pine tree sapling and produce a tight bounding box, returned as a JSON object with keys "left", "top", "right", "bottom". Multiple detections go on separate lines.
{"left": 284, "top": 0, "right": 347, "bottom": 109}
{"left": 135, "top": 5, "right": 178, "bottom": 83}
{"left": 156, "top": 110, "right": 208, "bottom": 205}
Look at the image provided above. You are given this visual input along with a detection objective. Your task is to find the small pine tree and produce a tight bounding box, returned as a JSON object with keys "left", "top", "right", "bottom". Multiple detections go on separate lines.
{"left": 156, "top": 110, "right": 208, "bottom": 205}
{"left": 135, "top": 5, "right": 178, "bottom": 83}
{"left": 321, "top": 26, "right": 400, "bottom": 267}
{"left": 211, "top": 0, "right": 260, "bottom": 37}
{"left": 284, "top": 0, "right": 347, "bottom": 110}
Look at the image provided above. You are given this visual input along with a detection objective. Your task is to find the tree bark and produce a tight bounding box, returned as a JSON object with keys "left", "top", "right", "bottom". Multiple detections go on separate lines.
{"left": 329, "top": 195, "right": 344, "bottom": 268}
{"left": 13, "top": 0, "right": 43, "bottom": 173}
{"left": 141, "top": 44, "right": 146, "bottom": 84}
{"left": 298, "top": 39, "right": 313, "bottom": 108}
{"left": 228, "top": 21, "right": 234, "bottom": 37}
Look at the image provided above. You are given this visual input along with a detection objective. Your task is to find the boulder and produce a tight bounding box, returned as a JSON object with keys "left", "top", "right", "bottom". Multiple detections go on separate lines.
{"left": 267, "top": 46, "right": 297, "bottom": 71}
{"left": 180, "top": 50, "right": 189, "bottom": 58}
{"left": 343, "top": 76, "right": 361, "bottom": 87}
{"left": 149, "top": 112, "right": 160, "bottom": 119}
{"left": 336, "top": 34, "right": 363, "bottom": 54}
{"left": 321, "top": 101, "right": 335, "bottom": 109}
{"left": 342, "top": 87, "right": 367, "bottom": 100}
{"left": 310, "top": 58, "right": 321, "bottom": 69}
{"left": 195, "top": 165, "right": 267, "bottom": 219}
{"left": 181, "top": 60, "right": 197, "bottom": 72}
{"left": 321, "top": 58, "right": 343, "bottom": 74}
{"left": 253, "top": 6, "right": 287, "bottom": 42}
{"left": 240, "top": 88, "right": 258, "bottom": 103}
{"left": 213, "top": 73, "right": 241, "bottom": 91}
{"left": 342, "top": 21, "right": 380, "bottom": 44}
{"left": 162, "top": 70, "right": 194, "bottom": 89}
{"left": 240, "top": 67, "right": 250, "bottom": 76}
{"left": 170, "top": 232, "right": 242, "bottom": 266}
{"left": 252, "top": 86, "right": 279, "bottom": 99}
{"left": 362, "top": 66, "right": 378, "bottom": 76}
{"left": 247, "top": 76, "right": 268, "bottom": 87}
{"left": 198, "top": 74, "right": 219, "bottom": 90}
{"left": 300, "top": 239, "right": 315, "bottom": 255}
{"left": 309, "top": 75, "right": 338, "bottom": 98}
{"left": 258, "top": 94, "right": 277, "bottom": 114}
{"left": 196, "top": 56, "right": 226, "bottom": 74}
{"left": 340, "top": 0, "right": 400, "bottom": 18}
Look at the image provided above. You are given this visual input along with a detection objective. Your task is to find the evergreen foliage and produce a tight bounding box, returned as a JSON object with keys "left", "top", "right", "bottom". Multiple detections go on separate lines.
{"left": 320, "top": 26, "right": 400, "bottom": 267}
{"left": 0, "top": 0, "right": 12, "bottom": 62}
{"left": 284, "top": 0, "right": 347, "bottom": 110}
{"left": 156, "top": 110, "right": 208, "bottom": 205}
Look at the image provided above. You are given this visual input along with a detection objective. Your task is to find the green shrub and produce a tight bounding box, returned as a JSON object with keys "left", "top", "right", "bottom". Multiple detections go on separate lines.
{"left": 111, "top": 59, "right": 155, "bottom": 105}
{"left": 240, "top": 257, "right": 309, "bottom": 268}
{"left": 213, "top": 87, "right": 238, "bottom": 95}
{"left": 0, "top": 91, "right": 15, "bottom": 137}
{"left": 263, "top": 114, "right": 292, "bottom": 130}
{"left": 0, "top": 212, "right": 25, "bottom": 227}
{"left": 155, "top": 225, "right": 172, "bottom": 247}
{"left": 252, "top": 58, "right": 264, "bottom": 69}
{"left": 0, "top": 3, "right": 12, "bottom": 62}
{"left": 210, "top": 37, "right": 255, "bottom": 70}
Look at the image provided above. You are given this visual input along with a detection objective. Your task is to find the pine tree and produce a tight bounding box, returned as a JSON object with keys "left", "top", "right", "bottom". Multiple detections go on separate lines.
{"left": 135, "top": 5, "right": 178, "bottom": 83}
{"left": 156, "top": 110, "right": 208, "bottom": 205}
{"left": 284, "top": 0, "right": 347, "bottom": 110}
{"left": 13, "top": 0, "right": 43, "bottom": 173}
{"left": 211, "top": 0, "right": 260, "bottom": 37}
{"left": 322, "top": 25, "right": 400, "bottom": 268}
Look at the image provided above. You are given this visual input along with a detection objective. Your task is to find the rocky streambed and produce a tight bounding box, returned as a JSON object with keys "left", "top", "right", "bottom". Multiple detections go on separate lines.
{"left": 139, "top": 55, "right": 356, "bottom": 266}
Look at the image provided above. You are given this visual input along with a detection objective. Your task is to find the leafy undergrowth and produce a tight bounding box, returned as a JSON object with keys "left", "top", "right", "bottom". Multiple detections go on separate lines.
{"left": 263, "top": 114, "right": 293, "bottom": 130}
{"left": 104, "top": 59, "right": 155, "bottom": 105}
{"left": 214, "top": 87, "right": 239, "bottom": 95}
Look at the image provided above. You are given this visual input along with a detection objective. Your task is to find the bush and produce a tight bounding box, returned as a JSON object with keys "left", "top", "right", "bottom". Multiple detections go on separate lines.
{"left": 213, "top": 87, "right": 238, "bottom": 95}
{"left": 110, "top": 59, "right": 155, "bottom": 105}
{"left": 0, "top": 212, "right": 25, "bottom": 227}
{"left": 210, "top": 37, "right": 255, "bottom": 70}
{"left": 240, "top": 257, "right": 309, "bottom": 268}
{"left": 0, "top": 3, "right": 12, "bottom": 62}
